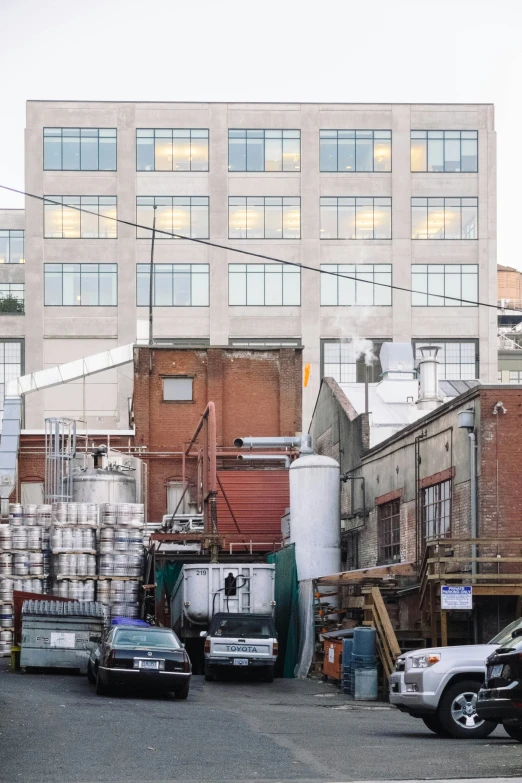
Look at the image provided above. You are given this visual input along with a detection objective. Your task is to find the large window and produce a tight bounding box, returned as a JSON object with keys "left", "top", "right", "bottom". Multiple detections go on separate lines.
{"left": 320, "top": 197, "right": 391, "bottom": 239}
{"left": 413, "top": 340, "right": 478, "bottom": 380}
{"left": 136, "top": 129, "right": 208, "bottom": 172}
{"left": 136, "top": 264, "right": 209, "bottom": 307}
{"left": 44, "top": 196, "right": 117, "bottom": 238}
{"left": 228, "top": 130, "right": 300, "bottom": 172}
{"left": 411, "top": 197, "right": 478, "bottom": 239}
{"left": 229, "top": 338, "right": 301, "bottom": 347}
{"left": 412, "top": 265, "right": 478, "bottom": 307}
{"left": 509, "top": 371, "right": 522, "bottom": 384}
{"left": 0, "top": 340, "right": 23, "bottom": 421}
{"left": 229, "top": 264, "right": 300, "bottom": 306}
{"left": 0, "top": 284, "right": 24, "bottom": 314}
{"left": 43, "top": 128, "right": 116, "bottom": 171}
{"left": 321, "top": 264, "right": 392, "bottom": 306}
{"left": 378, "top": 499, "right": 401, "bottom": 564}
{"left": 137, "top": 197, "right": 209, "bottom": 239}
{"left": 322, "top": 339, "right": 387, "bottom": 383}
{"left": 422, "top": 480, "right": 451, "bottom": 539}
{"left": 44, "top": 264, "right": 117, "bottom": 306}
{"left": 0, "top": 230, "right": 24, "bottom": 264}
{"left": 411, "top": 130, "right": 478, "bottom": 173}
{"left": 229, "top": 197, "right": 300, "bottom": 239}
{"left": 320, "top": 130, "right": 391, "bottom": 172}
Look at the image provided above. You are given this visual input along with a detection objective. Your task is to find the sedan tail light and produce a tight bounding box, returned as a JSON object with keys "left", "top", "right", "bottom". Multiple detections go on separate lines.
{"left": 107, "top": 649, "right": 116, "bottom": 668}
{"left": 183, "top": 654, "right": 191, "bottom": 673}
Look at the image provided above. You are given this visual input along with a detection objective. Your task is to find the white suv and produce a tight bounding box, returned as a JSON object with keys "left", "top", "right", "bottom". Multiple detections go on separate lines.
{"left": 389, "top": 619, "right": 522, "bottom": 738}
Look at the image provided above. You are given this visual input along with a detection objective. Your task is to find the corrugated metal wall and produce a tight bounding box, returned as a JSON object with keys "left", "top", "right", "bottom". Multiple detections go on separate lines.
{"left": 216, "top": 469, "right": 289, "bottom": 542}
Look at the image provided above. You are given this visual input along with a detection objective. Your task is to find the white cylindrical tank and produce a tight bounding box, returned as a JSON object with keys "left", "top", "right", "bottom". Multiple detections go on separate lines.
{"left": 289, "top": 453, "right": 341, "bottom": 581}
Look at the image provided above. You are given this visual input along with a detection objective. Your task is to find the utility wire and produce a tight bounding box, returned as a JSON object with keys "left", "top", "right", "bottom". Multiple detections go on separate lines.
{"left": 0, "top": 183, "right": 505, "bottom": 311}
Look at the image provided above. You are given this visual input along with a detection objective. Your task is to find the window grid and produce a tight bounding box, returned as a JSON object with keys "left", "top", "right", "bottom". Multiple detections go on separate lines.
{"left": 136, "top": 264, "right": 209, "bottom": 307}
{"left": 509, "top": 371, "right": 522, "bottom": 384}
{"left": 229, "top": 264, "right": 301, "bottom": 306}
{"left": 411, "top": 197, "right": 478, "bottom": 240}
{"left": 44, "top": 196, "right": 117, "bottom": 239}
{"left": 136, "top": 129, "right": 209, "bottom": 172}
{"left": 320, "top": 197, "right": 392, "bottom": 239}
{"left": 422, "top": 480, "right": 452, "bottom": 540}
{"left": 228, "top": 338, "right": 301, "bottom": 347}
{"left": 377, "top": 499, "right": 401, "bottom": 564}
{"left": 44, "top": 264, "right": 118, "bottom": 306}
{"left": 228, "top": 129, "right": 301, "bottom": 172}
{"left": 0, "top": 230, "right": 24, "bottom": 264}
{"left": 320, "top": 130, "right": 392, "bottom": 172}
{"left": 411, "top": 130, "right": 478, "bottom": 173}
{"left": 321, "top": 339, "right": 387, "bottom": 383}
{"left": 136, "top": 197, "right": 209, "bottom": 239}
{"left": 0, "top": 339, "right": 23, "bottom": 418}
{"left": 43, "top": 128, "right": 116, "bottom": 171}
{"left": 413, "top": 340, "right": 479, "bottom": 380}
{"left": 321, "top": 264, "right": 392, "bottom": 306}
{"left": 0, "top": 284, "right": 24, "bottom": 315}
{"left": 229, "top": 197, "right": 300, "bottom": 239}
{"left": 411, "top": 264, "right": 478, "bottom": 307}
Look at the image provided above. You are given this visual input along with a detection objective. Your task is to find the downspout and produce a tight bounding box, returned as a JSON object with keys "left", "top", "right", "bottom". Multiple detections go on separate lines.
{"left": 469, "top": 429, "right": 479, "bottom": 644}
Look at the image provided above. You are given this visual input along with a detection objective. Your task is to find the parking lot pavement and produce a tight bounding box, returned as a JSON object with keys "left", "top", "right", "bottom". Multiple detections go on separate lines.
{"left": 1, "top": 660, "right": 522, "bottom": 783}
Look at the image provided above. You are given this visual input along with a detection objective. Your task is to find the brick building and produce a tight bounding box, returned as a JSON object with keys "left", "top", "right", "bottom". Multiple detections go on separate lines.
{"left": 310, "top": 378, "right": 522, "bottom": 643}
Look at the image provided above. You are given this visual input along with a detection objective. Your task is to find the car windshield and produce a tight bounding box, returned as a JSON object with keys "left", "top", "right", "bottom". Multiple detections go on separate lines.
{"left": 113, "top": 629, "right": 180, "bottom": 649}
{"left": 211, "top": 617, "right": 274, "bottom": 638}
{"left": 489, "top": 617, "right": 522, "bottom": 646}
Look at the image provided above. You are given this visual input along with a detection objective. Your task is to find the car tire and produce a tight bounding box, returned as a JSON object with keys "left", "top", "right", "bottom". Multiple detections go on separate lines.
{"left": 175, "top": 684, "right": 190, "bottom": 700}
{"left": 87, "top": 662, "right": 96, "bottom": 684}
{"left": 504, "top": 722, "right": 522, "bottom": 742}
{"left": 439, "top": 680, "right": 497, "bottom": 739}
{"left": 263, "top": 667, "right": 274, "bottom": 683}
{"left": 422, "top": 715, "right": 450, "bottom": 736}
{"left": 95, "top": 670, "right": 110, "bottom": 696}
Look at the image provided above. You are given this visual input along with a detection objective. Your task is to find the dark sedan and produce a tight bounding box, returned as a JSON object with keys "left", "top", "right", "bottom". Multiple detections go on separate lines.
{"left": 87, "top": 626, "right": 191, "bottom": 699}
{"left": 477, "top": 631, "right": 522, "bottom": 741}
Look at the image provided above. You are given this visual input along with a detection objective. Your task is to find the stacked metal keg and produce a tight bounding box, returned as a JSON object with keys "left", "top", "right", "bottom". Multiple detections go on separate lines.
{"left": 98, "top": 502, "right": 144, "bottom": 618}
{"left": 50, "top": 502, "right": 98, "bottom": 601}
{"left": 0, "top": 503, "right": 52, "bottom": 654}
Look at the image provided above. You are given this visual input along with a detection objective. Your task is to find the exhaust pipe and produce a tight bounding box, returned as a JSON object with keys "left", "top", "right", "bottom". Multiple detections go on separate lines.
{"left": 233, "top": 435, "right": 312, "bottom": 453}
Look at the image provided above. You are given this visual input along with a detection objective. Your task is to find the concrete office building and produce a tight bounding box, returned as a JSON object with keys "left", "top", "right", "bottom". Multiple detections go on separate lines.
{"left": 0, "top": 101, "right": 497, "bottom": 430}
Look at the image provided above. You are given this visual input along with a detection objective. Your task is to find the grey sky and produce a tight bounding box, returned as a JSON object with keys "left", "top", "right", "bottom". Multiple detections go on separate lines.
{"left": 0, "top": 0, "right": 518, "bottom": 267}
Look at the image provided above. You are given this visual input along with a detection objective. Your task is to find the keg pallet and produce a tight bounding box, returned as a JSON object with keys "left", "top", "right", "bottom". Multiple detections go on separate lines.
{"left": 11, "top": 574, "right": 49, "bottom": 580}
{"left": 55, "top": 575, "right": 99, "bottom": 580}
{"left": 2, "top": 549, "right": 49, "bottom": 554}
{"left": 52, "top": 523, "right": 98, "bottom": 528}
{"left": 51, "top": 549, "right": 97, "bottom": 555}
{"left": 98, "top": 576, "right": 143, "bottom": 581}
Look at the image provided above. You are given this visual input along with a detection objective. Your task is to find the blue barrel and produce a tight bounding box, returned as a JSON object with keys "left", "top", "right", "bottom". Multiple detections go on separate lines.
{"left": 342, "top": 637, "right": 353, "bottom": 669}
{"left": 353, "top": 626, "right": 376, "bottom": 658}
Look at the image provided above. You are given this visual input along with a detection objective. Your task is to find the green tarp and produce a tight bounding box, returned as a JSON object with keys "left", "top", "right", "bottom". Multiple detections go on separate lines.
{"left": 267, "top": 544, "right": 299, "bottom": 678}
{"left": 155, "top": 561, "right": 184, "bottom": 608}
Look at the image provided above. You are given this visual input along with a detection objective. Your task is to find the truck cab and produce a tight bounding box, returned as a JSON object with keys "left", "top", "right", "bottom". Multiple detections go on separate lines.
{"left": 202, "top": 613, "right": 278, "bottom": 682}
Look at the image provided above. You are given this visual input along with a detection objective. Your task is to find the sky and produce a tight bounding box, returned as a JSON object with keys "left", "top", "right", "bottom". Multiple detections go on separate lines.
{"left": 0, "top": 0, "right": 520, "bottom": 267}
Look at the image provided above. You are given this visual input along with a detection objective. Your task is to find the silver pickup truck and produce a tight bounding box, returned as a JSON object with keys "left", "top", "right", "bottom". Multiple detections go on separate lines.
{"left": 202, "top": 612, "right": 278, "bottom": 682}
{"left": 389, "top": 618, "right": 522, "bottom": 738}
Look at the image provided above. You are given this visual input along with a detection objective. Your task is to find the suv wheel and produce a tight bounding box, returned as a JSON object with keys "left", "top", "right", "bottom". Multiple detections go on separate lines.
{"left": 504, "top": 722, "right": 522, "bottom": 742}
{"left": 439, "top": 680, "right": 496, "bottom": 739}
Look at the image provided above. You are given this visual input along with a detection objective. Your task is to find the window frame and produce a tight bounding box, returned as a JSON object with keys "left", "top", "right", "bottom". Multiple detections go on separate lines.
{"left": 228, "top": 263, "right": 301, "bottom": 306}
{"left": 320, "top": 264, "right": 392, "bottom": 306}
{"left": 377, "top": 499, "right": 401, "bottom": 565}
{"left": 44, "top": 263, "right": 118, "bottom": 307}
{"left": 412, "top": 338, "right": 479, "bottom": 380}
{"left": 320, "top": 338, "right": 389, "bottom": 383}
{"left": 228, "top": 337, "right": 302, "bottom": 347}
{"left": 410, "top": 130, "right": 478, "bottom": 173}
{"left": 43, "top": 128, "right": 117, "bottom": 171}
{"left": 411, "top": 264, "right": 478, "bottom": 307}
{"left": 0, "top": 230, "right": 24, "bottom": 264}
{"left": 136, "top": 264, "right": 210, "bottom": 307}
{"left": 136, "top": 129, "right": 209, "bottom": 172}
{"left": 0, "top": 283, "right": 24, "bottom": 315}
{"left": 319, "top": 197, "right": 392, "bottom": 240}
{"left": 162, "top": 376, "right": 194, "bottom": 403}
{"left": 0, "top": 338, "right": 24, "bottom": 425}
{"left": 228, "top": 129, "right": 301, "bottom": 172}
{"left": 411, "top": 197, "right": 478, "bottom": 240}
{"left": 43, "top": 196, "right": 118, "bottom": 239}
{"left": 319, "top": 129, "right": 392, "bottom": 173}
{"left": 421, "top": 479, "right": 452, "bottom": 540}
{"left": 228, "top": 197, "right": 301, "bottom": 240}
{"left": 136, "top": 196, "right": 210, "bottom": 239}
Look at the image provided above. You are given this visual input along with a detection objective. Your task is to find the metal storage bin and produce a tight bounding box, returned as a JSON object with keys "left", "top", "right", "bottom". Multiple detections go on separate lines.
{"left": 20, "top": 599, "right": 108, "bottom": 673}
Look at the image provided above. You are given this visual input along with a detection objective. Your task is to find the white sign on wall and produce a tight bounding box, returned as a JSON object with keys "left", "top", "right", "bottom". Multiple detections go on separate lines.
{"left": 441, "top": 585, "right": 472, "bottom": 610}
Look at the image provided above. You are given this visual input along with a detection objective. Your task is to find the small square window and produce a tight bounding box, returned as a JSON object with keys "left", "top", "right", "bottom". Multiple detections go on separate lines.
{"left": 163, "top": 377, "right": 193, "bottom": 401}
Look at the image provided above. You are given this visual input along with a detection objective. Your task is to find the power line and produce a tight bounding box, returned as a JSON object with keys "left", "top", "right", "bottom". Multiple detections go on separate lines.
{"left": 0, "top": 183, "right": 503, "bottom": 311}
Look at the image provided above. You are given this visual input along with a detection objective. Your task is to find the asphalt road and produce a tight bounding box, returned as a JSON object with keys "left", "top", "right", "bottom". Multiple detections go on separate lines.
{"left": 1, "top": 661, "right": 522, "bottom": 783}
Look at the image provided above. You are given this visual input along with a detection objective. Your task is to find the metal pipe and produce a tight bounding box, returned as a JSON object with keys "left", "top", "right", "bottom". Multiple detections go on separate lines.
{"left": 469, "top": 430, "right": 478, "bottom": 643}
{"left": 234, "top": 435, "right": 312, "bottom": 453}
{"left": 148, "top": 205, "right": 157, "bottom": 346}
{"left": 237, "top": 454, "right": 291, "bottom": 468}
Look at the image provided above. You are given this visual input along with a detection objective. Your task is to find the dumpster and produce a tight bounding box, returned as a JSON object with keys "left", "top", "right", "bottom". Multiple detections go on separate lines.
{"left": 20, "top": 600, "right": 108, "bottom": 673}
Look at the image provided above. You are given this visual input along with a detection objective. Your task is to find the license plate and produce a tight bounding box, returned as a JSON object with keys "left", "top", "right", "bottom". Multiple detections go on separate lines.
{"left": 490, "top": 664, "right": 503, "bottom": 678}
{"left": 233, "top": 658, "right": 249, "bottom": 666}
{"left": 137, "top": 660, "right": 159, "bottom": 670}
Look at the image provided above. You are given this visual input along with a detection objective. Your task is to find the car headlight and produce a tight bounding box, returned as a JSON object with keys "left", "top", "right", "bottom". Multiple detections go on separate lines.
{"left": 411, "top": 653, "right": 441, "bottom": 668}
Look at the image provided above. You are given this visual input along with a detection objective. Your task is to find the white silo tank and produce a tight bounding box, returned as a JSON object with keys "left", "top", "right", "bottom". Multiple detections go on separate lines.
{"left": 289, "top": 454, "right": 341, "bottom": 581}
